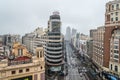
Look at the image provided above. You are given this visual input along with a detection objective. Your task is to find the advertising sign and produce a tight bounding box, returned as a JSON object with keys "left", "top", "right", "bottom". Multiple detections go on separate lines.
{"left": 52, "top": 22, "right": 60, "bottom": 32}
{"left": 50, "top": 66, "right": 61, "bottom": 71}
{"left": 11, "top": 76, "right": 32, "bottom": 80}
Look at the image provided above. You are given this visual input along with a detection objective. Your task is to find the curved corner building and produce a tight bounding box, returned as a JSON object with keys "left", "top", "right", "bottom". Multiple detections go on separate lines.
{"left": 45, "top": 12, "right": 63, "bottom": 72}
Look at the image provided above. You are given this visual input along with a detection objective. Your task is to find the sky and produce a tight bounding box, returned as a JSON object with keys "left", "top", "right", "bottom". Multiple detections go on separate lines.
{"left": 0, "top": 0, "right": 111, "bottom": 36}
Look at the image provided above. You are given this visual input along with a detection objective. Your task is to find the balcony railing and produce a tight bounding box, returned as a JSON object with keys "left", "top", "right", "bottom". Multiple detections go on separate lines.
{"left": 46, "top": 46, "right": 62, "bottom": 50}
{"left": 45, "top": 60, "right": 63, "bottom": 66}
{"left": 45, "top": 49, "right": 62, "bottom": 54}
{"left": 8, "top": 59, "right": 32, "bottom": 66}
{"left": 45, "top": 53, "right": 63, "bottom": 58}
{"left": 45, "top": 57, "right": 63, "bottom": 62}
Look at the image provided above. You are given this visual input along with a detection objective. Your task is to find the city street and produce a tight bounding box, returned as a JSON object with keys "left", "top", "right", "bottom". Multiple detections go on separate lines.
{"left": 65, "top": 41, "right": 88, "bottom": 80}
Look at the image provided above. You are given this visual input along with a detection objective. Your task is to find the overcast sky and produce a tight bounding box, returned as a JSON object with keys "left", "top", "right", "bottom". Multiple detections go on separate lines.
{"left": 0, "top": 0, "right": 110, "bottom": 35}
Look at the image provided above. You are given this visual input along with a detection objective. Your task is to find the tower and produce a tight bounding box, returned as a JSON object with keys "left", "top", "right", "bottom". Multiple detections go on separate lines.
{"left": 45, "top": 11, "right": 63, "bottom": 72}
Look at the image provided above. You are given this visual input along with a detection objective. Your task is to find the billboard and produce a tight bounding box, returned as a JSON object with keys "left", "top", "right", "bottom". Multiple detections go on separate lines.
{"left": 52, "top": 21, "right": 60, "bottom": 32}
{"left": 11, "top": 76, "right": 32, "bottom": 80}
{"left": 50, "top": 66, "right": 61, "bottom": 71}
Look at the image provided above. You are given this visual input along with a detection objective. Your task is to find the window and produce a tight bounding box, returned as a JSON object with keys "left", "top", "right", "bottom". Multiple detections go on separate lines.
{"left": 111, "top": 50, "right": 113, "bottom": 52}
{"left": 112, "top": 5, "right": 114, "bottom": 10}
{"left": 116, "top": 4, "right": 119, "bottom": 9}
{"left": 114, "top": 46, "right": 118, "bottom": 49}
{"left": 19, "top": 69, "right": 23, "bottom": 73}
{"left": 41, "top": 73, "right": 45, "bottom": 80}
{"left": 115, "top": 66, "right": 118, "bottom": 72}
{"left": 116, "top": 17, "right": 118, "bottom": 21}
{"left": 114, "top": 55, "right": 119, "bottom": 58}
{"left": 11, "top": 71, "right": 16, "bottom": 74}
{"left": 116, "top": 12, "right": 118, "bottom": 16}
{"left": 114, "top": 59, "right": 118, "bottom": 62}
{"left": 114, "top": 41, "right": 119, "bottom": 44}
{"left": 37, "top": 52, "right": 39, "bottom": 58}
{"left": 111, "top": 18, "right": 113, "bottom": 21}
{"left": 26, "top": 68, "right": 29, "bottom": 72}
{"left": 111, "top": 13, "right": 113, "bottom": 15}
{"left": 114, "top": 50, "right": 119, "bottom": 53}
{"left": 41, "top": 66, "right": 43, "bottom": 69}
{"left": 34, "top": 74, "right": 38, "bottom": 80}
{"left": 18, "top": 49, "right": 23, "bottom": 56}
{"left": 40, "top": 51, "right": 42, "bottom": 58}
{"left": 111, "top": 64, "right": 112, "bottom": 70}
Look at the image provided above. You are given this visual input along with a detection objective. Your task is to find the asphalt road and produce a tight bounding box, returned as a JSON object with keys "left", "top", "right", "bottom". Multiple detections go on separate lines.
{"left": 65, "top": 41, "right": 87, "bottom": 80}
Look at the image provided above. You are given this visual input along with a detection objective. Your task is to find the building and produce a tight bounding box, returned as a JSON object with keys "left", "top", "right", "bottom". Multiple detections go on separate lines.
{"left": 86, "top": 39, "right": 93, "bottom": 59}
{"left": 103, "top": 0, "right": 120, "bottom": 76}
{"left": 65, "top": 26, "right": 71, "bottom": 41}
{"left": 92, "top": 26, "right": 105, "bottom": 69}
{"left": 71, "top": 28, "right": 77, "bottom": 37}
{"left": 22, "top": 33, "right": 35, "bottom": 53}
{"left": 0, "top": 42, "right": 45, "bottom": 80}
{"left": 71, "top": 32, "right": 80, "bottom": 50}
{"left": 90, "top": 29, "right": 97, "bottom": 38}
{"left": 22, "top": 27, "right": 47, "bottom": 53}
{"left": 87, "top": 29, "right": 97, "bottom": 59}
{"left": 45, "top": 11, "right": 64, "bottom": 72}
{"left": 0, "top": 36, "right": 4, "bottom": 55}
{"left": 2, "top": 34, "right": 20, "bottom": 49}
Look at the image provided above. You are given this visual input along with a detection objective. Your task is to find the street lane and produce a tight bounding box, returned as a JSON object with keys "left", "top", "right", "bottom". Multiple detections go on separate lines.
{"left": 65, "top": 41, "right": 86, "bottom": 80}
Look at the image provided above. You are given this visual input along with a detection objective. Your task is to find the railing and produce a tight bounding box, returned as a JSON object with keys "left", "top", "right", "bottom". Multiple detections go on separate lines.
{"left": 8, "top": 59, "right": 32, "bottom": 66}
{"left": 45, "top": 49, "right": 62, "bottom": 54}
{"left": 46, "top": 46, "right": 62, "bottom": 50}
{"left": 45, "top": 53, "right": 63, "bottom": 58}
{"left": 45, "top": 57, "right": 62, "bottom": 62}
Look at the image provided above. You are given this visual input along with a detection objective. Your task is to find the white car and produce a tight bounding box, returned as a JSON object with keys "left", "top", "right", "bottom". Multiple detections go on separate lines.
{"left": 82, "top": 67, "right": 87, "bottom": 72}
{"left": 80, "top": 73, "right": 83, "bottom": 77}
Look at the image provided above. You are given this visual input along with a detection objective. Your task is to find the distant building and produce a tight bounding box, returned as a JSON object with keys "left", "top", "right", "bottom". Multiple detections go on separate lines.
{"left": 2, "top": 34, "right": 20, "bottom": 49}
{"left": 86, "top": 39, "right": 93, "bottom": 59}
{"left": 65, "top": 27, "right": 71, "bottom": 41}
{"left": 22, "top": 27, "right": 47, "bottom": 53}
{"left": 0, "top": 42, "right": 45, "bottom": 80}
{"left": 90, "top": 29, "right": 97, "bottom": 38}
{"left": 22, "top": 33, "right": 35, "bottom": 53}
{"left": 72, "top": 28, "right": 77, "bottom": 37}
{"left": 80, "top": 33, "right": 90, "bottom": 40}
{"left": 92, "top": 26, "right": 105, "bottom": 69}
{"left": 71, "top": 33, "right": 80, "bottom": 50}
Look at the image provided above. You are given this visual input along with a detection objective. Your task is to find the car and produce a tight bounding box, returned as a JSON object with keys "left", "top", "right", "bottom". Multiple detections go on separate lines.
{"left": 80, "top": 73, "right": 83, "bottom": 77}
{"left": 82, "top": 67, "right": 87, "bottom": 72}
{"left": 59, "top": 71, "right": 64, "bottom": 76}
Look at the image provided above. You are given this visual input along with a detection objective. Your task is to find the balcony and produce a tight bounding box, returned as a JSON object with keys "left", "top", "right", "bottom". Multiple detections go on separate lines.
{"left": 8, "top": 59, "right": 32, "bottom": 66}
{"left": 46, "top": 46, "right": 62, "bottom": 50}
{"left": 46, "top": 60, "right": 63, "bottom": 66}
{"left": 45, "top": 53, "right": 63, "bottom": 58}
{"left": 45, "top": 49, "right": 62, "bottom": 54}
{"left": 46, "top": 39, "right": 62, "bottom": 42}
{"left": 45, "top": 57, "right": 63, "bottom": 62}
{"left": 44, "top": 52, "right": 62, "bottom": 56}
{"left": 47, "top": 42, "right": 62, "bottom": 45}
